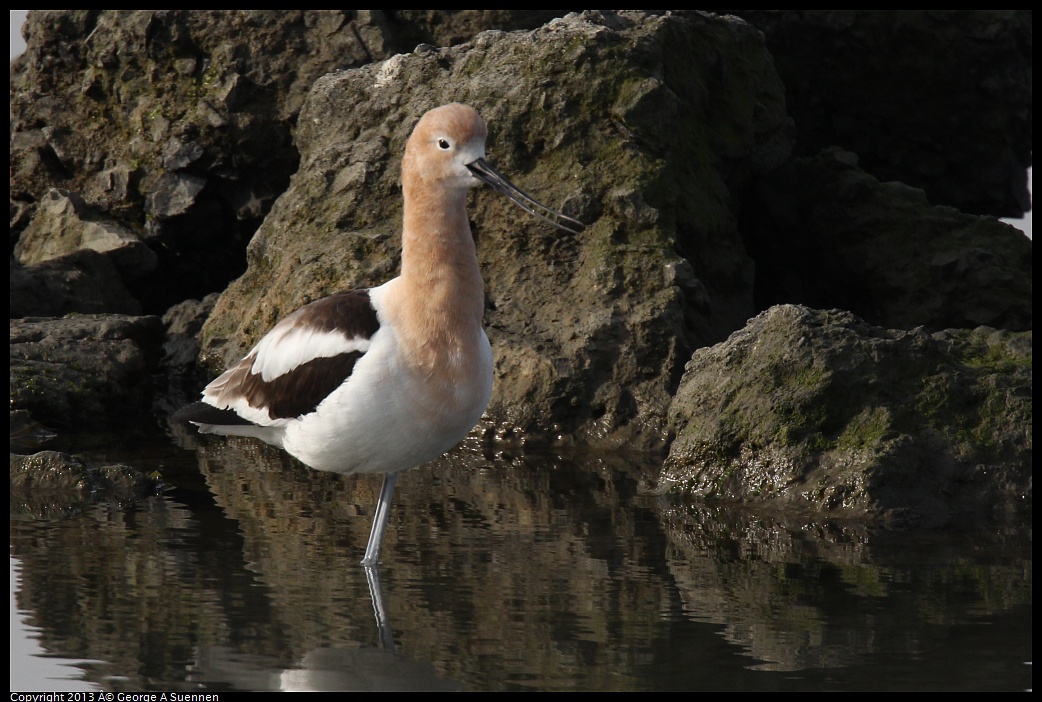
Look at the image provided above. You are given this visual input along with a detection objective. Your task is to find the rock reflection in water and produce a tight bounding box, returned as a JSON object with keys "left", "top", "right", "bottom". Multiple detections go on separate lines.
{"left": 8, "top": 426, "right": 1032, "bottom": 691}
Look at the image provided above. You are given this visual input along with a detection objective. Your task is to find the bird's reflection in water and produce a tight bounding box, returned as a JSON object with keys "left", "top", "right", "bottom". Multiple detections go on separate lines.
{"left": 365, "top": 565, "right": 395, "bottom": 652}
{"left": 187, "top": 640, "right": 460, "bottom": 692}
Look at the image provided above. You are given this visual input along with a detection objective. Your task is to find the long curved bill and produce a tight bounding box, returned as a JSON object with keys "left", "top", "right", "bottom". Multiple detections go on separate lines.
{"left": 466, "top": 158, "right": 585, "bottom": 235}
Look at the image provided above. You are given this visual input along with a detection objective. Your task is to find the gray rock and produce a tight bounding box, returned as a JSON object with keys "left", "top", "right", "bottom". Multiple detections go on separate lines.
{"left": 8, "top": 9, "right": 1034, "bottom": 498}
{"left": 161, "top": 294, "right": 219, "bottom": 371}
{"left": 159, "top": 139, "right": 206, "bottom": 171}
{"left": 10, "top": 11, "right": 572, "bottom": 311}
{"left": 10, "top": 251, "right": 142, "bottom": 317}
{"left": 743, "top": 148, "right": 1032, "bottom": 332}
{"left": 14, "top": 188, "right": 157, "bottom": 274}
{"left": 10, "top": 450, "right": 160, "bottom": 517}
{"left": 144, "top": 172, "right": 208, "bottom": 220}
{"left": 198, "top": 11, "right": 793, "bottom": 451}
{"left": 732, "top": 10, "right": 1032, "bottom": 218}
{"left": 663, "top": 305, "right": 1031, "bottom": 525}
{"left": 9, "top": 410, "right": 57, "bottom": 453}
{"left": 10, "top": 314, "right": 164, "bottom": 429}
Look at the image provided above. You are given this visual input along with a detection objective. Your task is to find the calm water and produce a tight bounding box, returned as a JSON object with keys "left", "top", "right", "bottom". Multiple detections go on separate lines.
{"left": 10, "top": 421, "right": 1032, "bottom": 691}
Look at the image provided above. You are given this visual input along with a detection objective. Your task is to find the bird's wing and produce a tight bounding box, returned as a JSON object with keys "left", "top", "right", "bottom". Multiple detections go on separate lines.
{"left": 177, "top": 289, "right": 380, "bottom": 427}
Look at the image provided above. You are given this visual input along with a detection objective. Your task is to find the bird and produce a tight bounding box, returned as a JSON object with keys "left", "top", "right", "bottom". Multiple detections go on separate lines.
{"left": 175, "top": 103, "right": 583, "bottom": 567}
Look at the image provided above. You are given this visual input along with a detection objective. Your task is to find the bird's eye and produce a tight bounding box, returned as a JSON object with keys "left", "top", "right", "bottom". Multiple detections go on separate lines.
{"left": 437, "top": 138, "right": 451, "bottom": 150}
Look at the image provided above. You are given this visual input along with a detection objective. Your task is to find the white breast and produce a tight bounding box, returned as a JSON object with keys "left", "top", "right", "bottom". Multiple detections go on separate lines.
{"left": 281, "top": 288, "right": 493, "bottom": 475}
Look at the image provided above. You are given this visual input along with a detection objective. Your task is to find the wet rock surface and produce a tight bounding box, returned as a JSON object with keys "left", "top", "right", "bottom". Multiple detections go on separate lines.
{"left": 10, "top": 314, "right": 164, "bottom": 430}
{"left": 664, "top": 305, "right": 1031, "bottom": 525}
{"left": 10, "top": 449, "right": 161, "bottom": 518}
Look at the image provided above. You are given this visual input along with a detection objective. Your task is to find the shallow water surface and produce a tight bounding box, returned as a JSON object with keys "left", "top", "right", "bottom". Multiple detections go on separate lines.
{"left": 9, "top": 423, "right": 1032, "bottom": 691}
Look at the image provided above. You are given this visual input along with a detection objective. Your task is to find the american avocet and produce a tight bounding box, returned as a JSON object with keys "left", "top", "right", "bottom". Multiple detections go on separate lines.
{"left": 176, "top": 103, "right": 583, "bottom": 567}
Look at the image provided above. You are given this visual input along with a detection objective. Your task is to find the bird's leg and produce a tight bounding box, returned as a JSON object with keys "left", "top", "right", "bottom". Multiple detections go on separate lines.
{"left": 361, "top": 471, "right": 399, "bottom": 566}
{"left": 364, "top": 563, "right": 395, "bottom": 650}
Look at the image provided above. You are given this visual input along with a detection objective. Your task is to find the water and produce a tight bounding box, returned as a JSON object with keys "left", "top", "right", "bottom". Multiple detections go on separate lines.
{"left": 10, "top": 422, "right": 1032, "bottom": 691}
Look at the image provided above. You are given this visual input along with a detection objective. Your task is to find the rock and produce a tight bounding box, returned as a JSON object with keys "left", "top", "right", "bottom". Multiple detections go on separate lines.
{"left": 143, "top": 172, "right": 208, "bottom": 220}
{"left": 732, "top": 10, "right": 1033, "bottom": 217}
{"left": 10, "top": 450, "right": 160, "bottom": 517}
{"left": 663, "top": 305, "right": 1031, "bottom": 525}
{"left": 160, "top": 293, "right": 219, "bottom": 374}
{"left": 9, "top": 11, "right": 575, "bottom": 313}
{"left": 198, "top": 11, "right": 793, "bottom": 450}
{"left": 8, "top": 11, "right": 1034, "bottom": 466}
{"left": 9, "top": 410, "right": 57, "bottom": 454}
{"left": 10, "top": 251, "right": 142, "bottom": 317}
{"left": 388, "top": 11, "right": 569, "bottom": 47}
{"left": 10, "top": 314, "right": 165, "bottom": 429}
{"left": 156, "top": 294, "right": 221, "bottom": 414}
{"left": 742, "top": 148, "right": 1032, "bottom": 332}
{"left": 14, "top": 188, "right": 157, "bottom": 275}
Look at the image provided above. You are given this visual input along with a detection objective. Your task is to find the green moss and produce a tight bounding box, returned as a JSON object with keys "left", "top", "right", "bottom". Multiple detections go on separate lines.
{"left": 757, "top": 359, "right": 828, "bottom": 394}
{"left": 957, "top": 335, "right": 1032, "bottom": 374}
{"left": 913, "top": 374, "right": 952, "bottom": 424}
{"left": 836, "top": 406, "right": 892, "bottom": 451}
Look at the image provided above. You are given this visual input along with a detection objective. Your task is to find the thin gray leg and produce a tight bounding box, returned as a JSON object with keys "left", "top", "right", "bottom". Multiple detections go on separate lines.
{"left": 360, "top": 471, "right": 399, "bottom": 567}
{"left": 364, "top": 564, "right": 395, "bottom": 651}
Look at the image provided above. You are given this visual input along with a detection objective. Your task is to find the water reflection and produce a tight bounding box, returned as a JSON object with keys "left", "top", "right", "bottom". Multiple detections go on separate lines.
{"left": 8, "top": 424, "right": 1032, "bottom": 691}
{"left": 187, "top": 644, "right": 459, "bottom": 691}
{"left": 663, "top": 505, "right": 1032, "bottom": 675}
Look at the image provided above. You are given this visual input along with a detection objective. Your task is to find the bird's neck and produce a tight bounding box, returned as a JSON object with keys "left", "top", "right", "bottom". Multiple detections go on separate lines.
{"left": 391, "top": 184, "right": 486, "bottom": 373}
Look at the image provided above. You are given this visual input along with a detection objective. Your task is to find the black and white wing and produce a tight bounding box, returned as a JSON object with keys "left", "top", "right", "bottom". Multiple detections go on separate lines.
{"left": 175, "top": 290, "right": 380, "bottom": 435}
